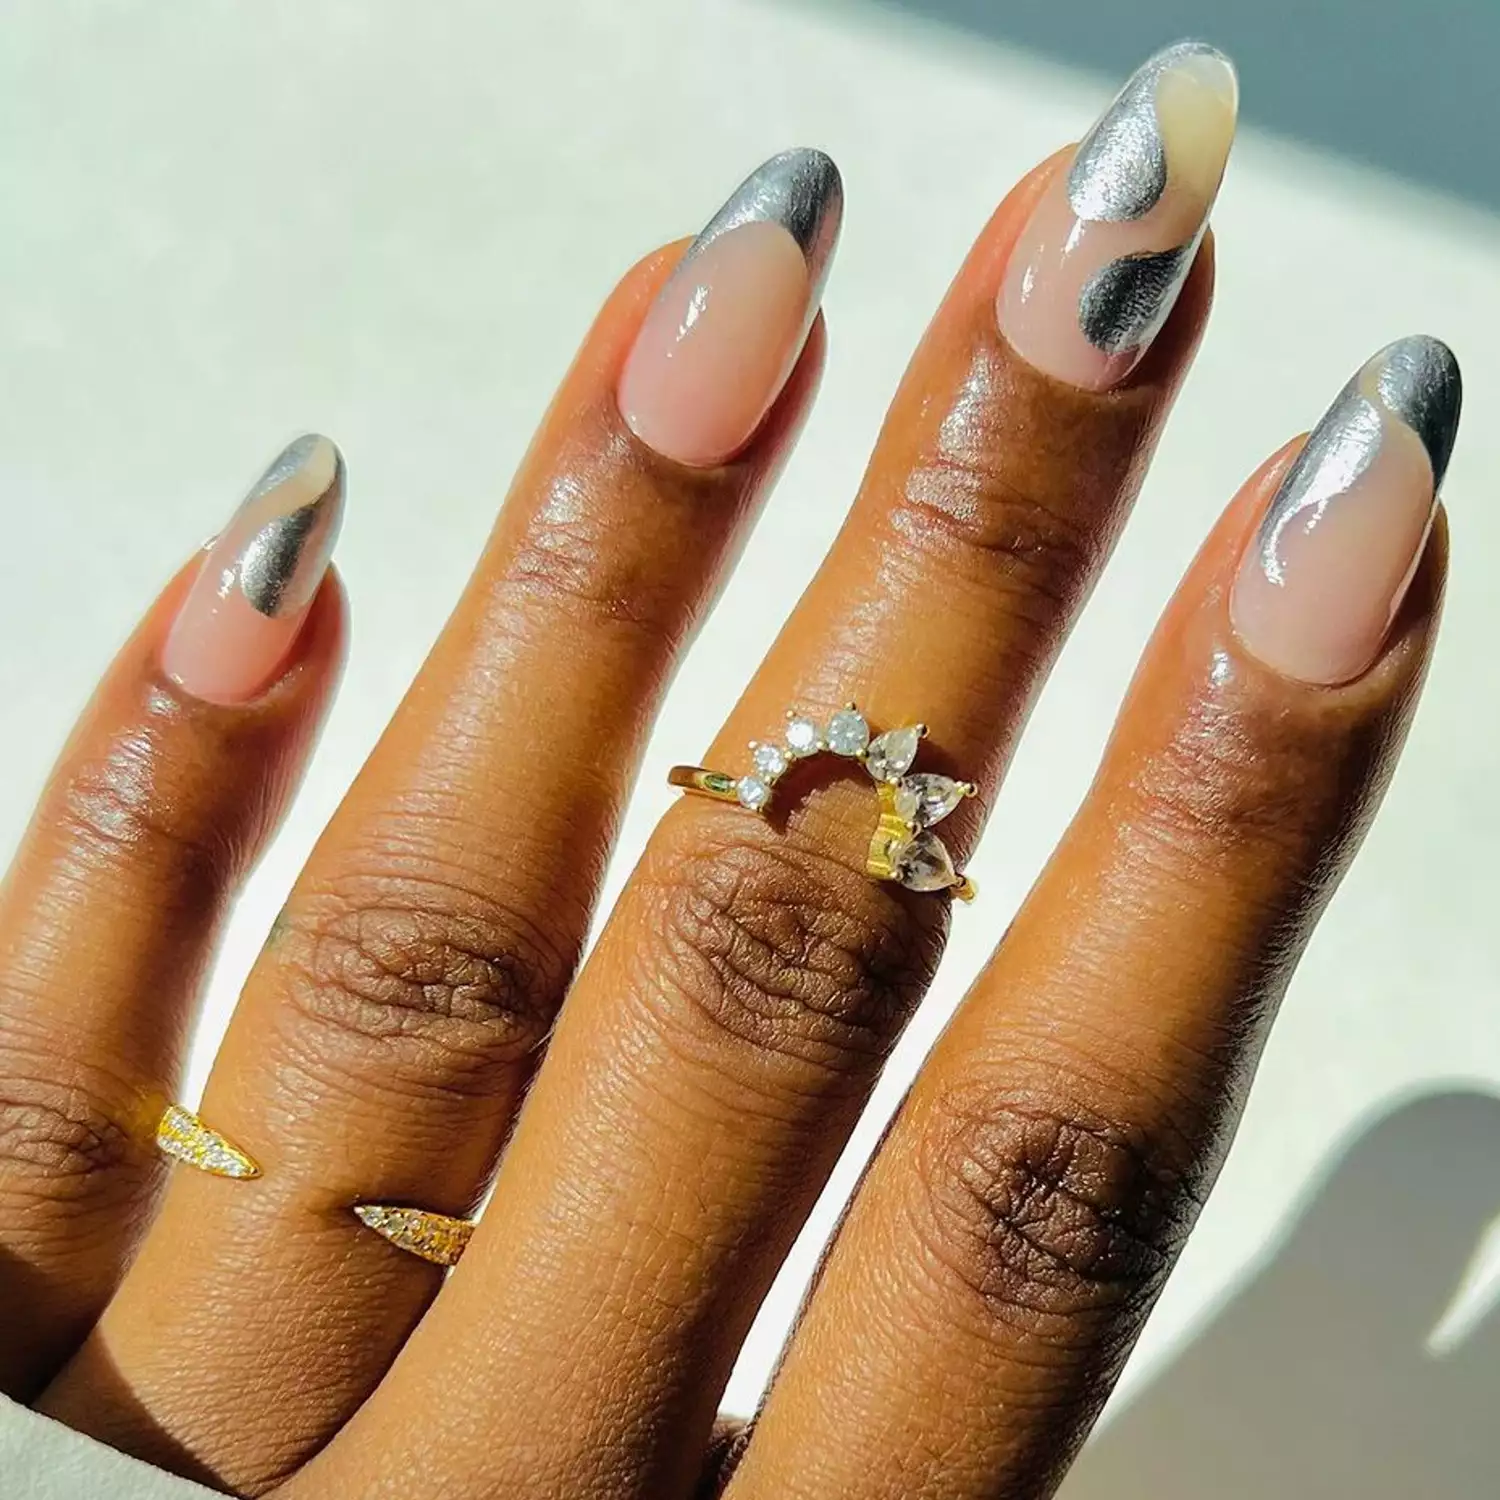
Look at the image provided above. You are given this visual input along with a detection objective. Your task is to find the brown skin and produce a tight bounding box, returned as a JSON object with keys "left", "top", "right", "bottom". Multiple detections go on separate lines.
{"left": 40, "top": 253, "right": 825, "bottom": 1488}
{"left": 0, "top": 565, "right": 345, "bottom": 1394}
{"left": 0, "top": 150, "right": 1443, "bottom": 1500}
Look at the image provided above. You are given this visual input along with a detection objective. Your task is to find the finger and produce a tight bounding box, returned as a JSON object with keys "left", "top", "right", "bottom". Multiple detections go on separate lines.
{"left": 306, "top": 44, "right": 1237, "bottom": 1500}
{"left": 0, "top": 436, "right": 345, "bottom": 1394}
{"left": 40, "top": 151, "right": 839, "bottom": 1488}
{"left": 726, "top": 337, "right": 1460, "bottom": 1500}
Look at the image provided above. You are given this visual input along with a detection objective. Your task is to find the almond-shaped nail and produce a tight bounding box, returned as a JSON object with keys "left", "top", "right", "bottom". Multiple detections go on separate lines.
{"left": 1232, "top": 336, "right": 1461, "bottom": 685}
{"left": 618, "top": 147, "right": 842, "bottom": 467}
{"left": 161, "top": 434, "right": 345, "bottom": 705}
{"left": 998, "top": 40, "right": 1237, "bottom": 391}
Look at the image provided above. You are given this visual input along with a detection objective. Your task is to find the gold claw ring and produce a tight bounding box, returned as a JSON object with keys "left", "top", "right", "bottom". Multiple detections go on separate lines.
{"left": 670, "top": 704, "right": 977, "bottom": 902}
{"left": 155, "top": 1105, "right": 475, "bottom": 1266}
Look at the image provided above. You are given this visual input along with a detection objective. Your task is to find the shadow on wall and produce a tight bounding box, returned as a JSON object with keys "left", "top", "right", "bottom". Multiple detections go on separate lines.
{"left": 846, "top": 0, "right": 1499, "bottom": 215}
{"left": 1059, "top": 1092, "right": 1500, "bottom": 1498}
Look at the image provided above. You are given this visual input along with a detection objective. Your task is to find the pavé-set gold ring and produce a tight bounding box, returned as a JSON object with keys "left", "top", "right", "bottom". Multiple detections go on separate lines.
{"left": 153, "top": 1104, "right": 474, "bottom": 1266}
{"left": 669, "top": 702, "right": 977, "bottom": 902}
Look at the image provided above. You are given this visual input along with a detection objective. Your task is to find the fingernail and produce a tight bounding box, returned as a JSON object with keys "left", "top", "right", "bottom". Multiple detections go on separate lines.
{"left": 998, "top": 40, "right": 1237, "bottom": 391}
{"left": 1232, "top": 336, "right": 1461, "bottom": 685}
{"left": 618, "top": 147, "right": 842, "bottom": 467}
{"left": 161, "top": 434, "right": 345, "bottom": 705}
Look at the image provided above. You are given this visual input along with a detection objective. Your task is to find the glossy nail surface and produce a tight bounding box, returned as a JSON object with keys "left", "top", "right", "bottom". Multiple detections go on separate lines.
{"left": 998, "top": 41, "right": 1237, "bottom": 391}
{"left": 162, "top": 434, "right": 345, "bottom": 704}
{"left": 1232, "top": 336, "right": 1461, "bottom": 685}
{"left": 618, "top": 148, "right": 842, "bottom": 467}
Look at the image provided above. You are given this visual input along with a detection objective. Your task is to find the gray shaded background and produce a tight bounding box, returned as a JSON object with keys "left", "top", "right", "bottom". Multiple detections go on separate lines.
{"left": 851, "top": 0, "right": 1497, "bottom": 212}
{"left": 1060, "top": 1094, "right": 1500, "bottom": 1497}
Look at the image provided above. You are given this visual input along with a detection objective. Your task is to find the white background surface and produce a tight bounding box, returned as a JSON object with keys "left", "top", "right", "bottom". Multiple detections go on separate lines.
{"left": 2, "top": 1, "right": 1498, "bottom": 1491}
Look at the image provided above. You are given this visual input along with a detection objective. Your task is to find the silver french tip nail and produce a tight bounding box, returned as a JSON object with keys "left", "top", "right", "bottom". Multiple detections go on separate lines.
{"left": 235, "top": 433, "right": 345, "bottom": 618}
{"left": 684, "top": 147, "right": 844, "bottom": 301}
{"left": 1370, "top": 335, "right": 1462, "bottom": 490}
{"left": 1254, "top": 338, "right": 1462, "bottom": 586}
{"left": 1068, "top": 39, "right": 1237, "bottom": 224}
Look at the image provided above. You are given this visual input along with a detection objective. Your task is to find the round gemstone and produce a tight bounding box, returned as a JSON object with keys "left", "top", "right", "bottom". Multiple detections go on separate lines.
{"left": 752, "top": 742, "right": 789, "bottom": 779}
{"left": 865, "top": 725, "right": 922, "bottom": 782}
{"left": 736, "top": 775, "right": 772, "bottom": 811}
{"left": 826, "top": 708, "right": 870, "bottom": 757}
{"left": 784, "top": 716, "right": 821, "bottom": 757}
{"left": 895, "top": 830, "right": 958, "bottom": 891}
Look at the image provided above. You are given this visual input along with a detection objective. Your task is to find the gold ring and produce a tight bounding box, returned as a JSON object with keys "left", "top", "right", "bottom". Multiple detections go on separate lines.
{"left": 670, "top": 704, "right": 977, "bottom": 901}
{"left": 155, "top": 1106, "right": 475, "bottom": 1265}
{"left": 155, "top": 1103, "right": 261, "bottom": 1180}
{"left": 353, "top": 1205, "right": 475, "bottom": 1266}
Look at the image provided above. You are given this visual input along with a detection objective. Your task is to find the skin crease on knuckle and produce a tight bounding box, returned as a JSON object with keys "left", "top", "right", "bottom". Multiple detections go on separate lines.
{"left": 496, "top": 429, "right": 722, "bottom": 651}
{"left": 632, "top": 794, "right": 943, "bottom": 1091}
{"left": 265, "top": 863, "right": 577, "bottom": 1100}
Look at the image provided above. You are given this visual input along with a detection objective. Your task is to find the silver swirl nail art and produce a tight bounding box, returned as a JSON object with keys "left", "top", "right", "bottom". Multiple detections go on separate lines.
{"left": 234, "top": 434, "right": 346, "bottom": 618}
{"left": 1077, "top": 245, "right": 1190, "bottom": 354}
{"left": 1067, "top": 40, "right": 1225, "bottom": 223}
{"left": 680, "top": 147, "right": 843, "bottom": 301}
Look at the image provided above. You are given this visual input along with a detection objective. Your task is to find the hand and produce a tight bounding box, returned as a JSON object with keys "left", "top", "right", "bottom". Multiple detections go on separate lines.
{"left": 0, "top": 44, "right": 1459, "bottom": 1499}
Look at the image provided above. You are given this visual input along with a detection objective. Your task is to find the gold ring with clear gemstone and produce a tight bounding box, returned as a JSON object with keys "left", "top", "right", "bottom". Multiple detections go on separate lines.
{"left": 154, "top": 1105, "right": 476, "bottom": 1265}
{"left": 155, "top": 1103, "right": 262, "bottom": 1179}
{"left": 352, "top": 1204, "right": 475, "bottom": 1266}
{"left": 668, "top": 704, "right": 977, "bottom": 901}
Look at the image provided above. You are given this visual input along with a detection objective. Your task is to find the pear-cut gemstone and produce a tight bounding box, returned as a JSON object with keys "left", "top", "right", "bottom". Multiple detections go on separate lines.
{"left": 865, "top": 725, "right": 922, "bottom": 782}
{"left": 785, "top": 716, "right": 821, "bottom": 757}
{"left": 826, "top": 708, "right": 870, "bottom": 756}
{"left": 894, "top": 773, "right": 969, "bottom": 829}
{"left": 737, "top": 775, "right": 772, "bottom": 811}
{"left": 895, "top": 831, "right": 959, "bottom": 892}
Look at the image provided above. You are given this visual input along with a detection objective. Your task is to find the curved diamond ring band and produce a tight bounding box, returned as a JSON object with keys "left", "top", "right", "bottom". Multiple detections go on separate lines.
{"left": 669, "top": 703, "right": 977, "bottom": 902}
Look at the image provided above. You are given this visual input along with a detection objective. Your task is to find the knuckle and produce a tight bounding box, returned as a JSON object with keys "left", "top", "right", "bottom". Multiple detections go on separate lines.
{"left": 640, "top": 821, "right": 937, "bottom": 1085}
{"left": 58, "top": 735, "right": 232, "bottom": 894}
{"left": 0, "top": 1057, "right": 139, "bottom": 1193}
{"left": 273, "top": 865, "right": 573, "bottom": 1094}
{"left": 1128, "top": 692, "right": 1334, "bottom": 868}
{"left": 500, "top": 507, "right": 683, "bottom": 646}
{"left": 914, "top": 1088, "right": 1197, "bottom": 1337}
{"left": 894, "top": 449, "right": 1097, "bottom": 620}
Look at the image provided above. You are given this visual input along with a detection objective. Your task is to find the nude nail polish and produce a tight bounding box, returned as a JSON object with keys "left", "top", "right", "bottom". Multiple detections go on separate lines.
{"left": 1231, "top": 337, "right": 1461, "bottom": 685}
{"left": 998, "top": 41, "right": 1237, "bottom": 391}
{"left": 161, "top": 434, "right": 345, "bottom": 705}
{"left": 618, "top": 148, "right": 842, "bottom": 467}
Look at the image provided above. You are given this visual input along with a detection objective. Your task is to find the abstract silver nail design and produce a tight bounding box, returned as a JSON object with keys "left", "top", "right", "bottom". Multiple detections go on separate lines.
{"left": 1067, "top": 40, "right": 1233, "bottom": 355}
{"left": 233, "top": 434, "right": 346, "bottom": 618}
{"left": 679, "top": 147, "right": 843, "bottom": 300}
{"left": 1067, "top": 40, "right": 1227, "bottom": 223}
{"left": 1078, "top": 245, "right": 1191, "bottom": 355}
{"left": 1256, "top": 336, "right": 1461, "bottom": 585}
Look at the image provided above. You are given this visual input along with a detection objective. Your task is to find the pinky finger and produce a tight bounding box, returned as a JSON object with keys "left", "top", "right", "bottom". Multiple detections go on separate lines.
{"left": 0, "top": 435, "right": 346, "bottom": 1394}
